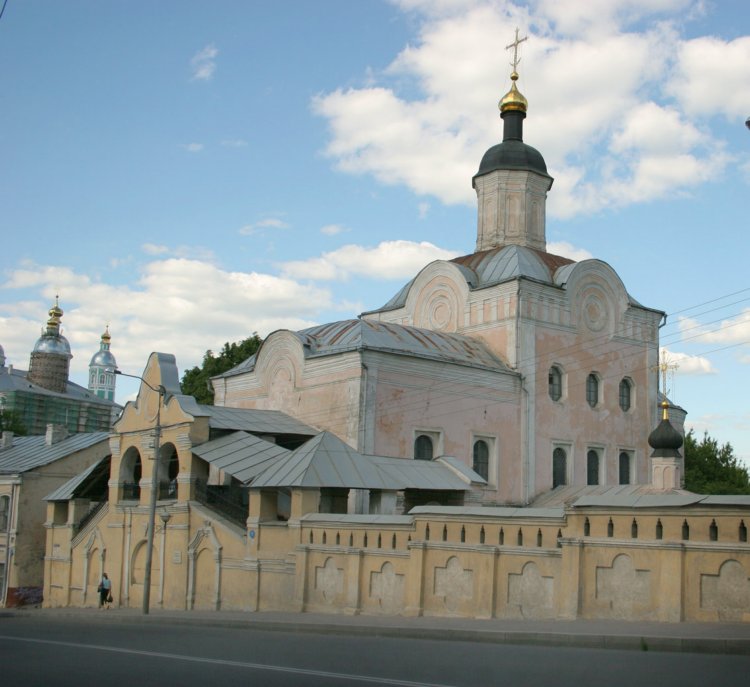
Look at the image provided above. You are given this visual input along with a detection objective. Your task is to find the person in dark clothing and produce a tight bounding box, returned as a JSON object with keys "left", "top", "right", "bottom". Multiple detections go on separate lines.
{"left": 98, "top": 573, "right": 112, "bottom": 609}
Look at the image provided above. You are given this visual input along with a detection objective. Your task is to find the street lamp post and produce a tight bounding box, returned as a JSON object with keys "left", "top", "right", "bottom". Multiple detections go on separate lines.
{"left": 110, "top": 368, "right": 166, "bottom": 615}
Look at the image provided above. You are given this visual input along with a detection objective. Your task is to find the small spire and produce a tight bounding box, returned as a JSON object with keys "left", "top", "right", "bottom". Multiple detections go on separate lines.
{"left": 661, "top": 399, "right": 669, "bottom": 421}
{"left": 101, "top": 324, "right": 111, "bottom": 343}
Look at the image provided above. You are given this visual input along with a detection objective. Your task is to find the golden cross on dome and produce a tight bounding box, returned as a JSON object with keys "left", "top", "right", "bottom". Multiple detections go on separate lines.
{"left": 505, "top": 27, "right": 528, "bottom": 72}
{"left": 654, "top": 350, "right": 679, "bottom": 397}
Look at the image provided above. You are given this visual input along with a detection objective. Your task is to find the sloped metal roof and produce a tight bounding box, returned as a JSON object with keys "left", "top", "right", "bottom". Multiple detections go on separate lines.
{"left": 369, "top": 454, "right": 471, "bottom": 491}
{"left": 435, "top": 456, "right": 487, "bottom": 485}
{"left": 301, "top": 513, "right": 414, "bottom": 526}
{"left": 252, "top": 431, "right": 395, "bottom": 489}
{"left": 0, "top": 431, "right": 110, "bottom": 474}
{"left": 196, "top": 405, "right": 317, "bottom": 436}
{"left": 364, "top": 245, "right": 574, "bottom": 316}
{"left": 529, "top": 484, "right": 750, "bottom": 509}
{"left": 217, "top": 320, "right": 512, "bottom": 379}
{"left": 192, "top": 431, "right": 290, "bottom": 484}
{"left": 409, "top": 505, "right": 565, "bottom": 519}
{"left": 44, "top": 455, "right": 109, "bottom": 501}
{"left": 251, "top": 431, "right": 473, "bottom": 491}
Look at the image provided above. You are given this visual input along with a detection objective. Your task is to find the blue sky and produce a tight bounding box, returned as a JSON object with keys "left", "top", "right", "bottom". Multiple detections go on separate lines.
{"left": 1, "top": 1, "right": 749, "bottom": 462}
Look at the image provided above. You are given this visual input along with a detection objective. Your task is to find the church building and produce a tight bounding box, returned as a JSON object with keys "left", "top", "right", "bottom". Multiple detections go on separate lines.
{"left": 212, "top": 61, "right": 671, "bottom": 505}
{"left": 0, "top": 299, "right": 120, "bottom": 436}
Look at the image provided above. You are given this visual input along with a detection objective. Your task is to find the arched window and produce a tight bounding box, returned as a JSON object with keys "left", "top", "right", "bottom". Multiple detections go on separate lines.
{"left": 586, "top": 450, "right": 599, "bottom": 486}
{"left": 472, "top": 440, "right": 489, "bottom": 480}
{"left": 548, "top": 366, "right": 562, "bottom": 401}
{"left": 619, "top": 378, "right": 632, "bottom": 412}
{"left": 586, "top": 373, "right": 599, "bottom": 408}
{"left": 0, "top": 495, "right": 9, "bottom": 531}
{"left": 414, "top": 434, "right": 433, "bottom": 460}
{"left": 618, "top": 451, "right": 631, "bottom": 485}
{"left": 553, "top": 447, "right": 567, "bottom": 488}
{"left": 121, "top": 447, "right": 142, "bottom": 501}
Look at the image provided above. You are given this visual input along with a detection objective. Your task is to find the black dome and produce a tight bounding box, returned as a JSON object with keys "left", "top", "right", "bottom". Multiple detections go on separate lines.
{"left": 648, "top": 418, "right": 684, "bottom": 458}
{"left": 475, "top": 139, "right": 549, "bottom": 180}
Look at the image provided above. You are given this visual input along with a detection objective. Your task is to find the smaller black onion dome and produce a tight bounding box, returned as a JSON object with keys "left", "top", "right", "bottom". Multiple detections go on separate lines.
{"left": 648, "top": 402, "right": 684, "bottom": 458}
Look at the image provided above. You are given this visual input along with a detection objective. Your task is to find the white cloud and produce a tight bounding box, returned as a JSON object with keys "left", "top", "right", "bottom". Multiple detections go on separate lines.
{"left": 220, "top": 139, "right": 248, "bottom": 148}
{"left": 238, "top": 218, "right": 291, "bottom": 236}
{"left": 279, "top": 240, "right": 460, "bottom": 281}
{"left": 321, "top": 224, "right": 347, "bottom": 236}
{"left": 667, "top": 35, "right": 750, "bottom": 119}
{"left": 0, "top": 259, "right": 334, "bottom": 380}
{"left": 679, "top": 310, "right": 750, "bottom": 347}
{"left": 313, "top": 2, "right": 737, "bottom": 218}
{"left": 191, "top": 44, "right": 218, "bottom": 81}
{"left": 181, "top": 143, "right": 204, "bottom": 153}
{"left": 546, "top": 241, "right": 593, "bottom": 262}
{"left": 659, "top": 347, "right": 717, "bottom": 375}
{"left": 142, "top": 243, "right": 169, "bottom": 256}
{"left": 418, "top": 202, "right": 430, "bottom": 219}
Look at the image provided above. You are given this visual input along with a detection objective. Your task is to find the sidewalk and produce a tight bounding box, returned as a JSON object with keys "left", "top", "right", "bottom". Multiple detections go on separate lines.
{"left": 4, "top": 606, "right": 750, "bottom": 655}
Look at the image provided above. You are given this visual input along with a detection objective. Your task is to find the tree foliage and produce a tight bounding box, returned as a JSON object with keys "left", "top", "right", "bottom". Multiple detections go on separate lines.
{"left": 180, "top": 334, "right": 262, "bottom": 405}
{"left": 0, "top": 408, "right": 27, "bottom": 436}
{"left": 683, "top": 430, "right": 750, "bottom": 495}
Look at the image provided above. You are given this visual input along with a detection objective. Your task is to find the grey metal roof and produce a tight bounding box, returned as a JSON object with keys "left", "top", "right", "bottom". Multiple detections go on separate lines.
{"left": 217, "top": 320, "right": 511, "bottom": 379}
{"left": 370, "top": 454, "right": 472, "bottom": 491}
{"left": 301, "top": 513, "right": 414, "bottom": 526}
{"left": 252, "top": 431, "right": 396, "bottom": 489}
{"left": 192, "top": 431, "right": 290, "bottom": 484}
{"left": 44, "top": 456, "right": 108, "bottom": 501}
{"left": 197, "top": 405, "right": 318, "bottom": 436}
{"left": 409, "top": 505, "right": 565, "bottom": 519}
{"left": 529, "top": 484, "right": 750, "bottom": 509}
{"left": 0, "top": 431, "right": 110, "bottom": 474}
{"left": 226, "top": 431, "right": 483, "bottom": 492}
{"left": 436, "top": 456, "right": 487, "bottom": 485}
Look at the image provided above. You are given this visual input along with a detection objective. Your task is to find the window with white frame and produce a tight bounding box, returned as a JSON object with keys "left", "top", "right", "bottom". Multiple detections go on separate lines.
{"left": 0, "top": 494, "right": 9, "bottom": 531}
{"left": 619, "top": 378, "right": 633, "bottom": 412}
{"left": 472, "top": 436, "right": 496, "bottom": 482}
{"left": 619, "top": 450, "right": 633, "bottom": 485}
{"left": 548, "top": 365, "right": 563, "bottom": 401}
{"left": 586, "top": 449, "right": 600, "bottom": 486}
{"left": 414, "top": 430, "right": 441, "bottom": 460}
{"left": 586, "top": 372, "right": 600, "bottom": 408}
{"left": 553, "top": 447, "right": 567, "bottom": 488}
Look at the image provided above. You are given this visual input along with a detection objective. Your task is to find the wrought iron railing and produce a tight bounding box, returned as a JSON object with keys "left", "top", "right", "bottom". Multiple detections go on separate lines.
{"left": 194, "top": 483, "right": 247, "bottom": 526}
{"left": 121, "top": 482, "right": 140, "bottom": 500}
{"left": 75, "top": 500, "right": 107, "bottom": 533}
{"left": 158, "top": 480, "right": 178, "bottom": 500}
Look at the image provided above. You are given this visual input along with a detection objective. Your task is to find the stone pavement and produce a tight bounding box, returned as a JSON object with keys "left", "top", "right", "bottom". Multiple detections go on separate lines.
{"left": 4, "top": 606, "right": 750, "bottom": 655}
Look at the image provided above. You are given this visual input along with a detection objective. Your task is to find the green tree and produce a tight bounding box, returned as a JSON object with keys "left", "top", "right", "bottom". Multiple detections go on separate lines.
{"left": 0, "top": 408, "right": 27, "bottom": 435}
{"left": 683, "top": 430, "right": 750, "bottom": 495}
{"left": 180, "top": 334, "right": 262, "bottom": 404}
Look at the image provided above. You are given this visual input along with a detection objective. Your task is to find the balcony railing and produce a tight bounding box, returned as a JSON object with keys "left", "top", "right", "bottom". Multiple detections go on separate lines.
{"left": 121, "top": 482, "right": 140, "bottom": 501}
{"left": 158, "top": 480, "right": 178, "bottom": 500}
{"left": 194, "top": 482, "right": 248, "bottom": 527}
{"left": 76, "top": 500, "right": 107, "bottom": 533}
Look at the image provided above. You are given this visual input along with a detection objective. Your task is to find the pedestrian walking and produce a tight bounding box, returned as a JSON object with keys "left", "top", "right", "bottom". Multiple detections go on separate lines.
{"left": 97, "top": 573, "right": 112, "bottom": 609}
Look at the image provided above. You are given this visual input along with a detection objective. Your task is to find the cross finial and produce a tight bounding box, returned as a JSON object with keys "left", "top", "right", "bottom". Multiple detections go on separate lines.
{"left": 505, "top": 27, "right": 528, "bottom": 72}
{"left": 654, "top": 350, "right": 679, "bottom": 397}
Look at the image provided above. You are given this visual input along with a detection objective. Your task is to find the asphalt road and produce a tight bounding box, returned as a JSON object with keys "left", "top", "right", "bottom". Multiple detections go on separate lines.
{"left": 2, "top": 615, "right": 749, "bottom": 687}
